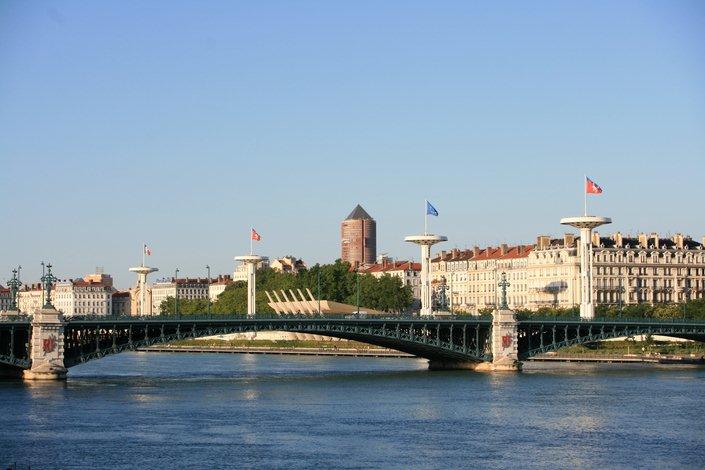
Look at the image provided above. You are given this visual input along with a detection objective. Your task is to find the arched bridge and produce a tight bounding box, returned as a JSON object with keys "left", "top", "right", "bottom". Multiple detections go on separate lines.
{"left": 518, "top": 318, "right": 705, "bottom": 359}
{"left": 0, "top": 316, "right": 493, "bottom": 373}
{"left": 2, "top": 313, "right": 704, "bottom": 378}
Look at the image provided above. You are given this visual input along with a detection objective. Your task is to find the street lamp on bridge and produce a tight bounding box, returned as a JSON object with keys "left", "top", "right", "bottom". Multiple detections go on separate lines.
{"left": 174, "top": 268, "right": 180, "bottom": 317}
{"left": 206, "top": 265, "right": 211, "bottom": 316}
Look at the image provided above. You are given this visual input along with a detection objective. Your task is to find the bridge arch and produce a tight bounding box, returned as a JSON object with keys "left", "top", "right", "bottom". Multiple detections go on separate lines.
{"left": 63, "top": 318, "right": 492, "bottom": 368}
{"left": 518, "top": 320, "right": 705, "bottom": 359}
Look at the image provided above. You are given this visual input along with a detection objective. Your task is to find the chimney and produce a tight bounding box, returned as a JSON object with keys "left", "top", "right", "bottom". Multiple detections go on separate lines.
{"left": 638, "top": 233, "right": 648, "bottom": 248}
{"left": 452, "top": 248, "right": 460, "bottom": 259}
{"left": 536, "top": 235, "right": 550, "bottom": 249}
{"left": 673, "top": 233, "right": 684, "bottom": 249}
{"left": 591, "top": 231, "right": 600, "bottom": 246}
{"left": 500, "top": 244, "right": 508, "bottom": 256}
{"left": 563, "top": 233, "right": 575, "bottom": 247}
{"left": 612, "top": 232, "right": 623, "bottom": 248}
{"left": 440, "top": 250, "right": 447, "bottom": 259}
{"left": 473, "top": 246, "right": 480, "bottom": 257}
{"left": 651, "top": 232, "right": 659, "bottom": 249}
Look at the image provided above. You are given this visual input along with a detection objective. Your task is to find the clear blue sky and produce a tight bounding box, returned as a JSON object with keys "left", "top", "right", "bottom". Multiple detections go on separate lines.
{"left": 1, "top": 1, "right": 704, "bottom": 288}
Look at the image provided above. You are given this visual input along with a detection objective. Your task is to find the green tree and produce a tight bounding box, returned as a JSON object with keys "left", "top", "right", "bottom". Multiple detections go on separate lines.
{"left": 159, "top": 296, "right": 211, "bottom": 315}
{"left": 209, "top": 261, "right": 414, "bottom": 314}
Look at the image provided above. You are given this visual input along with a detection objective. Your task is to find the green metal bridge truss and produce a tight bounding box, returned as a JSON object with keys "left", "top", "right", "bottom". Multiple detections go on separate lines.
{"left": 2, "top": 315, "right": 704, "bottom": 370}
{"left": 518, "top": 318, "right": 705, "bottom": 360}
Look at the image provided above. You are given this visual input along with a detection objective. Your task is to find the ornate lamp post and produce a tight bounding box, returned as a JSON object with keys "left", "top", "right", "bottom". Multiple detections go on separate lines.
{"left": 174, "top": 268, "right": 180, "bottom": 317}
{"left": 40, "top": 263, "right": 58, "bottom": 309}
{"left": 206, "top": 265, "right": 211, "bottom": 316}
{"left": 356, "top": 266, "right": 361, "bottom": 314}
{"left": 498, "top": 272, "right": 511, "bottom": 310}
{"left": 7, "top": 268, "right": 21, "bottom": 311}
{"left": 40, "top": 261, "right": 46, "bottom": 306}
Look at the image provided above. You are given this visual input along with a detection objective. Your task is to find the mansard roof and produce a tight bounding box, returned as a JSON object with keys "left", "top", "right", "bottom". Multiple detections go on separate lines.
{"left": 361, "top": 261, "right": 421, "bottom": 273}
{"left": 431, "top": 245, "right": 533, "bottom": 262}
{"left": 345, "top": 204, "right": 373, "bottom": 220}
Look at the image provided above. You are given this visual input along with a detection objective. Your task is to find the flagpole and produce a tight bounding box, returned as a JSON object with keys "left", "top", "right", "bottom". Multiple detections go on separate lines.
{"left": 583, "top": 175, "right": 587, "bottom": 216}
{"left": 250, "top": 228, "right": 253, "bottom": 255}
{"left": 142, "top": 243, "right": 145, "bottom": 267}
{"left": 424, "top": 200, "right": 428, "bottom": 235}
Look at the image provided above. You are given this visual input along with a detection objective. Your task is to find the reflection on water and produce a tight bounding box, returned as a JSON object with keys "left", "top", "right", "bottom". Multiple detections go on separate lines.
{"left": 1, "top": 353, "right": 704, "bottom": 469}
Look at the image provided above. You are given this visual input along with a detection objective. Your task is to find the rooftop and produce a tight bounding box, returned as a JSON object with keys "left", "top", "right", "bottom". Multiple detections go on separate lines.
{"left": 432, "top": 245, "right": 533, "bottom": 262}
{"left": 361, "top": 261, "right": 421, "bottom": 273}
{"left": 345, "top": 204, "right": 373, "bottom": 221}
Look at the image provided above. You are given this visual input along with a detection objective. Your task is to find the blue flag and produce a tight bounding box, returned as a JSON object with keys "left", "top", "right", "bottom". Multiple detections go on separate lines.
{"left": 426, "top": 200, "right": 438, "bottom": 216}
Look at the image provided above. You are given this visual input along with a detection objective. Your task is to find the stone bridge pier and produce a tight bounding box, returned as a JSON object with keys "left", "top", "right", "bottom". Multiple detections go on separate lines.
{"left": 23, "top": 307, "right": 67, "bottom": 380}
{"left": 483, "top": 308, "right": 521, "bottom": 372}
{"left": 429, "top": 308, "right": 521, "bottom": 372}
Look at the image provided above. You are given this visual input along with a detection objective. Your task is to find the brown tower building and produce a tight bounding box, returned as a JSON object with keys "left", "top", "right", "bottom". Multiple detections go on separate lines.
{"left": 341, "top": 204, "right": 376, "bottom": 268}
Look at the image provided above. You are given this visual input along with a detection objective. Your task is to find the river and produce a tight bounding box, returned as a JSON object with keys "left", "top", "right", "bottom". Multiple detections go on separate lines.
{"left": 1, "top": 353, "right": 704, "bottom": 469}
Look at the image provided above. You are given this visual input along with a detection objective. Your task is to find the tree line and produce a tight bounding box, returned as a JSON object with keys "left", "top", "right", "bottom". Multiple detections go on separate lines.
{"left": 511, "top": 299, "right": 705, "bottom": 320}
{"left": 159, "top": 260, "right": 414, "bottom": 315}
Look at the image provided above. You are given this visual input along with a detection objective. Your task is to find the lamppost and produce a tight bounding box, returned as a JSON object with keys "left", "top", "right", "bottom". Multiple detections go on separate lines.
{"left": 356, "top": 266, "right": 361, "bottom": 314}
{"left": 174, "top": 268, "right": 180, "bottom": 317}
{"left": 40, "top": 261, "right": 46, "bottom": 306}
{"left": 498, "top": 272, "right": 510, "bottom": 310}
{"left": 7, "top": 268, "right": 21, "bottom": 311}
{"left": 206, "top": 265, "right": 211, "bottom": 317}
{"left": 40, "top": 263, "right": 58, "bottom": 309}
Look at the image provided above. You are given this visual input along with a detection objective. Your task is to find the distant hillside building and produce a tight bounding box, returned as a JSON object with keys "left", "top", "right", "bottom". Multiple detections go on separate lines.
{"left": 270, "top": 256, "right": 306, "bottom": 274}
{"left": 341, "top": 204, "right": 376, "bottom": 268}
{"left": 209, "top": 275, "right": 233, "bottom": 302}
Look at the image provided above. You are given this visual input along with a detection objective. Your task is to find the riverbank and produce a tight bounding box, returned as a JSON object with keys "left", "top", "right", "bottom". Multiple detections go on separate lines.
{"left": 530, "top": 353, "right": 705, "bottom": 364}
{"left": 137, "top": 345, "right": 412, "bottom": 357}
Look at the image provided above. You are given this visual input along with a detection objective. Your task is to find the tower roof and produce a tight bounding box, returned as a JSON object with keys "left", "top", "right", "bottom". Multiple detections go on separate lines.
{"left": 346, "top": 204, "right": 373, "bottom": 220}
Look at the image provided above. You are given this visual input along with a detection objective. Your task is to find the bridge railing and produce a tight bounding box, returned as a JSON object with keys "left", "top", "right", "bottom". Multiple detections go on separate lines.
{"left": 519, "top": 315, "right": 705, "bottom": 324}
{"left": 0, "top": 314, "right": 31, "bottom": 323}
{"left": 64, "top": 312, "right": 493, "bottom": 322}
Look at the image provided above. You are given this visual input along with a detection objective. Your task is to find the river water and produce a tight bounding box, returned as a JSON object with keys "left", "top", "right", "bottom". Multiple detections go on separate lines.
{"left": 1, "top": 353, "right": 704, "bottom": 469}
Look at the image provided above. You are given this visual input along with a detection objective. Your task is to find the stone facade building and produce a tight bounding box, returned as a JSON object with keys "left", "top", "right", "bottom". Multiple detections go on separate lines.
{"left": 18, "top": 283, "right": 45, "bottom": 314}
{"left": 431, "top": 245, "right": 533, "bottom": 313}
{"left": 208, "top": 275, "right": 233, "bottom": 302}
{"left": 53, "top": 272, "right": 115, "bottom": 317}
{"left": 361, "top": 259, "right": 422, "bottom": 300}
{"left": 151, "top": 277, "right": 210, "bottom": 313}
{"left": 0, "top": 286, "right": 12, "bottom": 311}
{"left": 431, "top": 232, "right": 705, "bottom": 314}
{"left": 341, "top": 204, "right": 376, "bottom": 268}
{"left": 112, "top": 291, "right": 131, "bottom": 316}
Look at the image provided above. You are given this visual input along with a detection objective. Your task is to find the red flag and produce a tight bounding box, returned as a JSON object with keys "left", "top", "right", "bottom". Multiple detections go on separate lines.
{"left": 144, "top": 244, "right": 152, "bottom": 256}
{"left": 251, "top": 228, "right": 261, "bottom": 241}
{"left": 585, "top": 177, "right": 603, "bottom": 194}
